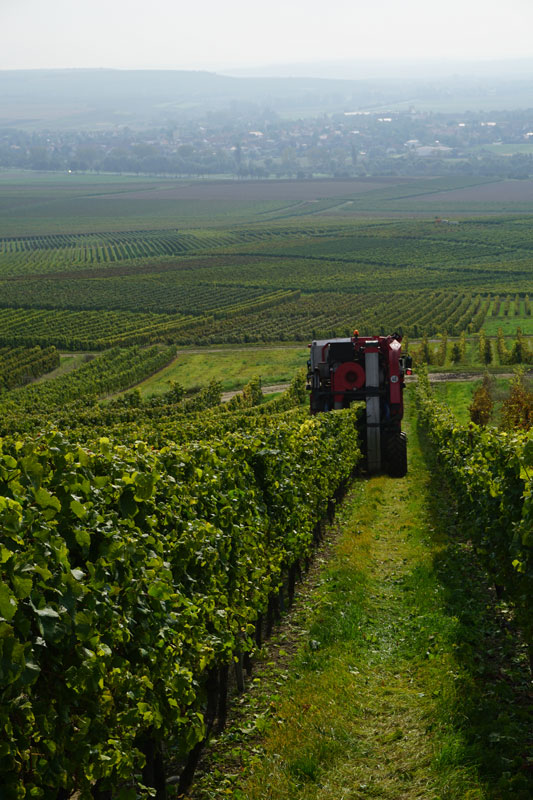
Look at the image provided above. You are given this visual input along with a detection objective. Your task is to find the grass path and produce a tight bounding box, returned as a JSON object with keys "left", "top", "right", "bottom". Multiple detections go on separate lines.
{"left": 190, "top": 392, "right": 533, "bottom": 800}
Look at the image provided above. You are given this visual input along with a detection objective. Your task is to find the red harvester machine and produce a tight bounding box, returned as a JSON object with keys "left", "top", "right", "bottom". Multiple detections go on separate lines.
{"left": 306, "top": 332, "right": 409, "bottom": 477}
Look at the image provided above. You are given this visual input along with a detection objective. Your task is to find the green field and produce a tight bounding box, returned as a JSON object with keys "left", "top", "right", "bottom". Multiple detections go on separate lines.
{"left": 136, "top": 347, "right": 307, "bottom": 395}
{"left": 482, "top": 298, "right": 533, "bottom": 334}
{"left": 432, "top": 376, "right": 512, "bottom": 424}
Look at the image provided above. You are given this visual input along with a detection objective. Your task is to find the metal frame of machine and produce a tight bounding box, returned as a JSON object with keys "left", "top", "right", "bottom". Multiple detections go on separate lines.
{"left": 306, "top": 333, "right": 408, "bottom": 476}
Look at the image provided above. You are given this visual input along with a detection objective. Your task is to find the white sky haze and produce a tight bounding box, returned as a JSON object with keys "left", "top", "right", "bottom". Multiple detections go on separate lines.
{"left": 2, "top": 0, "right": 533, "bottom": 72}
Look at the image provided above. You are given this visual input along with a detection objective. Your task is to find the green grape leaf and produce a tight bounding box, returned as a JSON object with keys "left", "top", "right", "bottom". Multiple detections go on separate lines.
{"left": 0, "top": 585, "right": 18, "bottom": 621}
{"left": 119, "top": 487, "right": 138, "bottom": 518}
{"left": 70, "top": 499, "right": 87, "bottom": 519}
{"left": 34, "top": 488, "right": 61, "bottom": 512}
{"left": 12, "top": 576, "right": 32, "bottom": 599}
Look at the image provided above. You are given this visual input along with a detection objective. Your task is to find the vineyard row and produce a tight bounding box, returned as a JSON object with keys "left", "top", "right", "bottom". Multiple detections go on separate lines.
{"left": 0, "top": 345, "right": 59, "bottom": 392}
{"left": 0, "top": 344, "right": 176, "bottom": 432}
{"left": 0, "top": 289, "right": 530, "bottom": 351}
{"left": 0, "top": 395, "right": 361, "bottom": 798}
{"left": 415, "top": 373, "right": 532, "bottom": 670}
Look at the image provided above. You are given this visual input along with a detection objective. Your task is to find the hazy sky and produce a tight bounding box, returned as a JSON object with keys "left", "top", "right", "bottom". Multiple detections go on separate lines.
{"left": 2, "top": 0, "right": 533, "bottom": 72}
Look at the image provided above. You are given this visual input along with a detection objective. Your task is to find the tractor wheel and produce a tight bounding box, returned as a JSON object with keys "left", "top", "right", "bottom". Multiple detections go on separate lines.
{"left": 385, "top": 431, "right": 407, "bottom": 478}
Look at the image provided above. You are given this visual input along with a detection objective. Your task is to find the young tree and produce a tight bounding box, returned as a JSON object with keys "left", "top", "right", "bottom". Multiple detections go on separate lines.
{"left": 459, "top": 330, "right": 467, "bottom": 362}
{"left": 496, "top": 327, "right": 509, "bottom": 364}
{"left": 510, "top": 327, "right": 525, "bottom": 364}
{"left": 419, "top": 333, "right": 431, "bottom": 365}
{"left": 469, "top": 374, "right": 494, "bottom": 426}
{"left": 501, "top": 369, "right": 533, "bottom": 430}
{"left": 436, "top": 332, "right": 447, "bottom": 367}
{"left": 478, "top": 329, "right": 486, "bottom": 363}
{"left": 450, "top": 342, "right": 461, "bottom": 364}
{"left": 483, "top": 337, "right": 493, "bottom": 365}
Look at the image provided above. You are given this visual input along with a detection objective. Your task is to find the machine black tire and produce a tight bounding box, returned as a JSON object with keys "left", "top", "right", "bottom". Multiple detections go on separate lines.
{"left": 385, "top": 431, "right": 407, "bottom": 478}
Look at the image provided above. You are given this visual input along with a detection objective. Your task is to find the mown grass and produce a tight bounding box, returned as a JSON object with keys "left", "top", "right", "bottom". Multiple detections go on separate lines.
{"left": 187, "top": 392, "right": 533, "bottom": 800}
{"left": 482, "top": 314, "right": 533, "bottom": 337}
{"left": 431, "top": 377, "right": 509, "bottom": 424}
{"left": 135, "top": 347, "right": 306, "bottom": 396}
{"left": 431, "top": 379, "right": 478, "bottom": 423}
{"left": 431, "top": 376, "right": 525, "bottom": 426}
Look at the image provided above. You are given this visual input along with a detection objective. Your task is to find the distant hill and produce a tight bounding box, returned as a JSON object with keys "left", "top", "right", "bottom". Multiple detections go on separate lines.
{"left": 0, "top": 69, "right": 375, "bottom": 128}
{"left": 1, "top": 67, "right": 532, "bottom": 129}
{"left": 226, "top": 57, "right": 533, "bottom": 80}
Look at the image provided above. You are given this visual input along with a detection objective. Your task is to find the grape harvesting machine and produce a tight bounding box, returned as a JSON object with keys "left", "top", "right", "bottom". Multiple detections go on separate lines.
{"left": 307, "top": 333, "right": 408, "bottom": 477}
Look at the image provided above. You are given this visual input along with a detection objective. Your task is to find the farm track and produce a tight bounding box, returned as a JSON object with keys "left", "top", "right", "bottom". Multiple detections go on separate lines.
{"left": 222, "top": 370, "right": 530, "bottom": 403}
{"left": 411, "top": 370, "right": 533, "bottom": 383}
{"left": 221, "top": 383, "right": 289, "bottom": 402}
{"left": 191, "top": 395, "right": 533, "bottom": 800}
